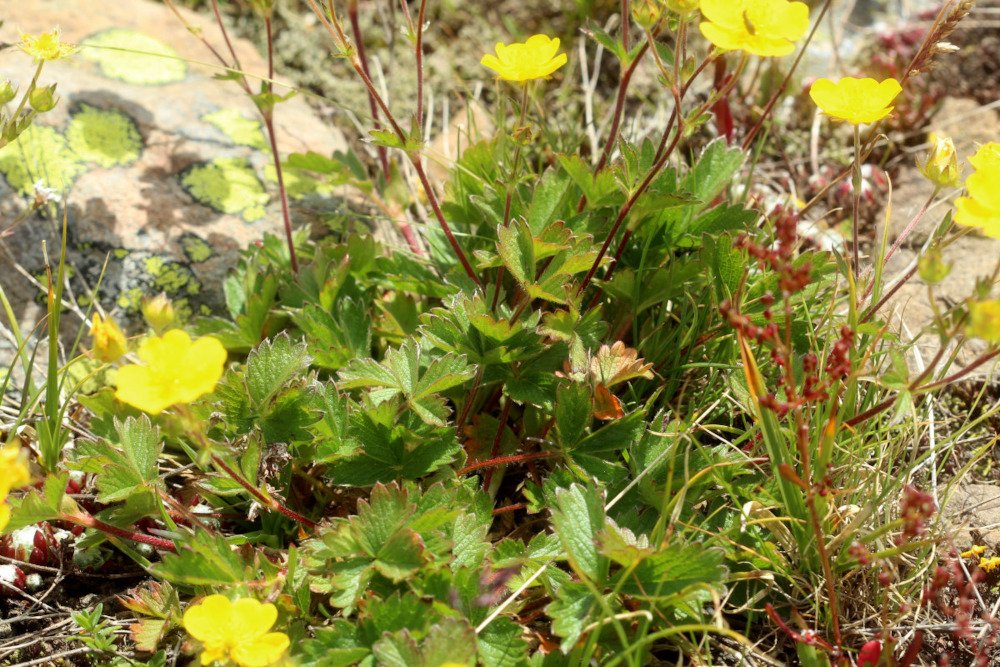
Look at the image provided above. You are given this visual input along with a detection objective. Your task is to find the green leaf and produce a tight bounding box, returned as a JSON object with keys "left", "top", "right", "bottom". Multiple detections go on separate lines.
{"left": 547, "top": 582, "right": 598, "bottom": 652}
{"left": 574, "top": 410, "right": 645, "bottom": 455}
{"left": 682, "top": 138, "right": 745, "bottom": 205}
{"left": 245, "top": 334, "right": 311, "bottom": 407}
{"left": 72, "top": 416, "right": 163, "bottom": 504}
{"left": 550, "top": 484, "right": 608, "bottom": 583}
{"left": 526, "top": 168, "right": 571, "bottom": 235}
{"left": 373, "top": 618, "right": 477, "bottom": 667}
{"left": 339, "top": 338, "right": 475, "bottom": 426}
{"left": 5, "top": 472, "right": 67, "bottom": 532}
{"left": 150, "top": 531, "right": 248, "bottom": 586}
{"left": 478, "top": 616, "right": 529, "bottom": 667}
{"left": 555, "top": 382, "right": 591, "bottom": 449}
{"left": 497, "top": 218, "right": 535, "bottom": 286}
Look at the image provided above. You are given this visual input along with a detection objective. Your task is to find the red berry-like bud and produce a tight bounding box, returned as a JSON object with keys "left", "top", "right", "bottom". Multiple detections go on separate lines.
{"left": 858, "top": 639, "right": 882, "bottom": 667}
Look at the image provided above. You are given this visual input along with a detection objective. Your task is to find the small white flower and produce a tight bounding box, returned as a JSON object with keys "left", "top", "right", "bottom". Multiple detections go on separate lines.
{"left": 32, "top": 179, "right": 58, "bottom": 204}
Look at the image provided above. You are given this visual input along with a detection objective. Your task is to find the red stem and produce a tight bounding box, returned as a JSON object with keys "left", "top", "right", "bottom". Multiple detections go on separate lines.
{"left": 67, "top": 513, "right": 176, "bottom": 552}
{"left": 460, "top": 451, "right": 557, "bottom": 476}
{"left": 348, "top": 0, "right": 391, "bottom": 180}
{"left": 212, "top": 454, "right": 317, "bottom": 528}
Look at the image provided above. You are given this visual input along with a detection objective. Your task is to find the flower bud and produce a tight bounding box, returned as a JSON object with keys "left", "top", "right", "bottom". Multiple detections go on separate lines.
{"left": 28, "top": 84, "right": 58, "bottom": 112}
{"left": 632, "top": 0, "right": 664, "bottom": 29}
{"left": 0, "top": 80, "right": 16, "bottom": 105}
{"left": 141, "top": 293, "right": 175, "bottom": 333}
{"left": 665, "top": 0, "right": 699, "bottom": 15}
{"left": 918, "top": 133, "right": 960, "bottom": 188}
{"left": 917, "top": 246, "right": 951, "bottom": 285}
{"left": 90, "top": 312, "right": 127, "bottom": 363}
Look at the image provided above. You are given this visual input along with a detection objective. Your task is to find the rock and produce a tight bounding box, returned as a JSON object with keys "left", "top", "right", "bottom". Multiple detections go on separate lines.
{"left": 942, "top": 483, "right": 1000, "bottom": 549}
{"left": 0, "top": 0, "right": 348, "bottom": 336}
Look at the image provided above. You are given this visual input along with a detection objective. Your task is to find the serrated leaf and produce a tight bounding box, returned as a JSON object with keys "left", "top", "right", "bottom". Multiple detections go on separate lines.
{"left": 5, "top": 472, "right": 67, "bottom": 531}
{"left": 547, "top": 581, "right": 597, "bottom": 652}
{"left": 497, "top": 218, "right": 536, "bottom": 286}
{"left": 149, "top": 531, "right": 247, "bottom": 586}
{"left": 478, "top": 616, "right": 529, "bottom": 667}
{"left": 74, "top": 416, "right": 163, "bottom": 504}
{"left": 555, "top": 382, "right": 591, "bottom": 449}
{"left": 339, "top": 338, "right": 475, "bottom": 426}
{"left": 245, "top": 334, "right": 311, "bottom": 407}
{"left": 551, "top": 484, "right": 608, "bottom": 583}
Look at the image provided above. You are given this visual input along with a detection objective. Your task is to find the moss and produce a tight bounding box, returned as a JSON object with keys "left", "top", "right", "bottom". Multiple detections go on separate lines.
{"left": 202, "top": 109, "right": 268, "bottom": 150}
{"left": 81, "top": 29, "right": 187, "bottom": 85}
{"left": 181, "top": 157, "right": 269, "bottom": 221}
{"left": 66, "top": 104, "right": 143, "bottom": 168}
{"left": 180, "top": 234, "right": 215, "bottom": 263}
{"left": 0, "top": 124, "right": 86, "bottom": 195}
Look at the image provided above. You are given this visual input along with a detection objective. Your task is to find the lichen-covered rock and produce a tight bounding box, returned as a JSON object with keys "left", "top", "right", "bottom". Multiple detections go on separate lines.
{"left": 0, "top": 0, "right": 347, "bottom": 335}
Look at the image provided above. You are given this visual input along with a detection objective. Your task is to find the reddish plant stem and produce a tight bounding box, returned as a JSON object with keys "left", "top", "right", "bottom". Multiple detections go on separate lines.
{"left": 492, "top": 502, "right": 527, "bottom": 516}
{"left": 309, "top": 0, "right": 480, "bottom": 286}
{"left": 460, "top": 451, "right": 557, "bottom": 476}
{"left": 211, "top": 454, "right": 317, "bottom": 528}
{"left": 66, "top": 513, "right": 176, "bottom": 551}
{"left": 620, "top": 0, "right": 630, "bottom": 52}
{"left": 592, "top": 44, "right": 648, "bottom": 173}
{"left": 348, "top": 0, "right": 391, "bottom": 180}
{"left": 482, "top": 399, "right": 513, "bottom": 490}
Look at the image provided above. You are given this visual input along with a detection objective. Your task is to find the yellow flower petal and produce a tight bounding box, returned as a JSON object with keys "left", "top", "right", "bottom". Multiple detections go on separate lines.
{"left": 18, "top": 29, "right": 77, "bottom": 61}
{"left": 230, "top": 598, "right": 278, "bottom": 644}
{"left": 183, "top": 594, "right": 234, "bottom": 645}
{"left": 232, "top": 632, "right": 291, "bottom": 667}
{"left": 0, "top": 502, "right": 10, "bottom": 533}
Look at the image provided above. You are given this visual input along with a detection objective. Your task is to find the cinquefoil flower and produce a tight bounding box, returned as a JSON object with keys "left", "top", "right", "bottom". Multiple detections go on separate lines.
{"left": 954, "top": 142, "right": 1000, "bottom": 236}
{"left": 115, "top": 330, "right": 226, "bottom": 415}
{"left": 183, "top": 595, "right": 290, "bottom": 667}
{"left": 809, "top": 77, "right": 902, "bottom": 125}
{"left": 699, "top": 0, "right": 809, "bottom": 57}
{"left": 481, "top": 35, "right": 567, "bottom": 82}
{"left": 18, "top": 30, "right": 77, "bottom": 62}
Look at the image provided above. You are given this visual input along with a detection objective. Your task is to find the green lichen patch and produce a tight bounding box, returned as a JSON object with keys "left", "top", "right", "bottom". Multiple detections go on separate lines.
{"left": 81, "top": 29, "right": 187, "bottom": 85}
{"left": 180, "top": 233, "right": 215, "bottom": 263}
{"left": 0, "top": 124, "right": 86, "bottom": 195}
{"left": 66, "top": 104, "right": 143, "bottom": 168}
{"left": 202, "top": 109, "right": 267, "bottom": 150}
{"left": 181, "top": 157, "right": 269, "bottom": 221}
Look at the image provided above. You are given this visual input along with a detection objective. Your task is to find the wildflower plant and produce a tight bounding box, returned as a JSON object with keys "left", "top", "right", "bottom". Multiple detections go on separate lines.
{"left": 2, "top": 0, "right": 999, "bottom": 665}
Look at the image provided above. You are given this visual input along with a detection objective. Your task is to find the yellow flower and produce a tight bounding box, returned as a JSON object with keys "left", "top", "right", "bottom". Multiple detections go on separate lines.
{"left": 980, "top": 556, "right": 1000, "bottom": 574}
{"left": 183, "top": 595, "right": 290, "bottom": 667}
{"left": 481, "top": 35, "right": 568, "bottom": 82}
{"left": 967, "top": 299, "right": 1000, "bottom": 343}
{"left": 18, "top": 30, "right": 77, "bottom": 62}
{"left": 961, "top": 545, "right": 986, "bottom": 558}
{"left": 115, "top": 330, "right": 226, "bottom": 415}
{"left": 698, "top": 0, "right": 809, "bottom": 57}
{"left": 809, "top": 77, "right": 902, "bottom": 125}
{"left": 919, "top": 133, "right": 960, "bottom": 189}
{"left": 0, "top": 445, "right": 31, "bottom": 533}
{"left": 954, "top": 142, "right": 1000, "bottom": 236}
{"left": 90, "top": 313, "right": 127, "bottom": 363}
